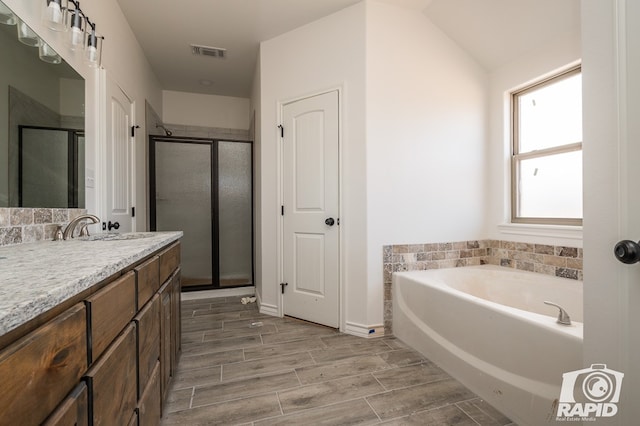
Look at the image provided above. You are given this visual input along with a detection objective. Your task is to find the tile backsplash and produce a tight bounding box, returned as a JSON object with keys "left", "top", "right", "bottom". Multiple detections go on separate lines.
{"left": 0, "top": 208, "right": 87, "bottom": 246}
{"left": 383, "top": 239, "right": 583, "bottom": 334}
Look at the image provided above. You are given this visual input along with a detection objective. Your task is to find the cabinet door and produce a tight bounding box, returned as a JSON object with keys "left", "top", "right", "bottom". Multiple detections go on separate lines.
{"left": 135, "top": 256, "right": 159, "bottom": 310}
{"left": 159, "top": 242, "right": 180, "bottom": 284}
{"left": 85, "top": 323, "right": 137, "bottom": 426}
{"left": 159, "top": 281, "right": 172, "bottom": 409}
{"left": 42, "top": 383, "right": 89, "bottom": 426}
{"left": 0, "top": 304, "right": 87, "bottom": 425}
{"left": 170, "top": 270, "right": 181, "bottom": 373}
{"left": 134, "top": 294, "right": 160, "bottom": 397}
{"left": 137, "top": 362, "right": 161, "bottom": 426}
{"left": 86, "top": 272, "right": 136, "bottom": 362}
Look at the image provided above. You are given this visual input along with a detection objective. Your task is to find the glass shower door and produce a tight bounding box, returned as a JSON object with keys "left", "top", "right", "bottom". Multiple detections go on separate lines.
{"left": 151, "top": 136, "right": 253, "bottom": 291}
{"left": 218, "top": 141, "right": 253, "bottom": 287}
{"left": 153, "top": 140, "right": 213, "bottom": 288}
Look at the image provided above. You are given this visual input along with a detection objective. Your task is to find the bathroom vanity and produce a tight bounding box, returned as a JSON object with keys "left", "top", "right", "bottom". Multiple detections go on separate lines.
{"left": 0, "top": 232, "right": 182, "bottom": 425}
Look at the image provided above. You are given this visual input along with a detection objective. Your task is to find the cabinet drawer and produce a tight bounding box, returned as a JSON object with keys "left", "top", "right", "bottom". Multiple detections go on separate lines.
{"left": 135, "top": 256, "right": 159, "bottom": 310}
{"left": 137, "top": 362, "right": 161, "bottom": 426}
{"left": 134, "top": 294, "right": 160, "bottom": 397}
{"left": 43, "top": 382, "right": 89, "bottom": 426}
{"left": 86, "top": 272, "right": 136, "bottom": 362}
{"left": 159, "top": 242, "right": 180, "bottom": 284}
{"left": 0, "top": 304, "right": 87, "bottom": 425}
{"left": 85, "top": 323, "right": 137, "bottom": 426}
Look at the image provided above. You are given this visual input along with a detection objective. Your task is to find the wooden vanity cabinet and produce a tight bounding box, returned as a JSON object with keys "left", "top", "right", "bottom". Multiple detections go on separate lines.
{"left": 134, "top": 294, "right": 160, "bottom": 397}
{"left": 84, "top": 323, "right": 137, "bottom": 425}
{"left": 0, "top": 240, "right": 181, "bottom": 426}
{"left": 137, "top": 362, "right": 161, "bottom": 426}
{"left": 85, "top": 272, "right": 136, "bottom": 363}
{"left": 135, "top": 256, "right": 160, "bottom": 310}
{"left": 0, "top": 303, "right": 87, "bottom": 426}
{"left": 42, "top": 383, "right": 89, "bottom": 426}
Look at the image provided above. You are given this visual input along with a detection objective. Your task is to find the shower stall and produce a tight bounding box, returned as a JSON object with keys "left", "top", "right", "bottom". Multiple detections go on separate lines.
{"left": 150, "top": 136, "right": 253, "bottom": 290}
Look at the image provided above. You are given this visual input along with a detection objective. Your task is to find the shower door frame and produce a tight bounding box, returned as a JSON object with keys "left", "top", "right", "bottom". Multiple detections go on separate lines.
{"left": 149, "top": 135, "right": 254, "bottom": 291}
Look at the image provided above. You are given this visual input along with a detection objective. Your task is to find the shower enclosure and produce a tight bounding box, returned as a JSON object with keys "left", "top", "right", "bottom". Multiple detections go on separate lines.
{"left": 150, "top": 136, "right": 253, "bottom": 290}
{"left": 19, "top": 125, "right": 85, "bottom": 208}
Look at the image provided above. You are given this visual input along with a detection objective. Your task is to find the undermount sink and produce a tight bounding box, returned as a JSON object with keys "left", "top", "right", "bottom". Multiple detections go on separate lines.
{"left": 79, "top": 232, "right": 157, "bottom": 241}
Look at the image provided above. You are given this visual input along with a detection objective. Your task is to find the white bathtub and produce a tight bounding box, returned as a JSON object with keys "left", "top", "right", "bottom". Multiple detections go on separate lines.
{"left": 392, "top": 265, "right": 583, "bottom": 426}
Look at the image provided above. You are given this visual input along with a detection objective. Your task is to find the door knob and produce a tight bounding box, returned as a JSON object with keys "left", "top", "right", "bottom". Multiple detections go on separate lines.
{"left": 614, "top": 240, "right": 640, "bottom": 264}
{"left": 107, "top": 221, "right": 120, "bottom": 231}
{"left": 325, "top": 217, "right": 335, "bottom": 226}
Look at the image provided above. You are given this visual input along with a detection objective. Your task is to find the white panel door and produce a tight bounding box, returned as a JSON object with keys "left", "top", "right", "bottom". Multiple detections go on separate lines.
{"left": 105, "top": 79, "right": 134, "bottom": 233}
{"left": 282, "top": 91, "right": 339, "bottom": 328}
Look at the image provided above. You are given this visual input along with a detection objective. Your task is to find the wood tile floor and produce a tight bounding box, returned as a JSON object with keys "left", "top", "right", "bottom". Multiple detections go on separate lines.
{"left": 161, "top": 295, "right": 515, "bottom": 426}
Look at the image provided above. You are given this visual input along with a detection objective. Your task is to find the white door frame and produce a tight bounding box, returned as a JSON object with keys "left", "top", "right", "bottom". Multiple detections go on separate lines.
{"left": 276, "top": 87, "right": 344, "bottom": 331}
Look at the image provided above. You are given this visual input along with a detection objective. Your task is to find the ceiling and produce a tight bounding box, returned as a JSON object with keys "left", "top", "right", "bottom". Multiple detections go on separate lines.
{"left": 117, "top": 0, "right": 580, "bottom": 99}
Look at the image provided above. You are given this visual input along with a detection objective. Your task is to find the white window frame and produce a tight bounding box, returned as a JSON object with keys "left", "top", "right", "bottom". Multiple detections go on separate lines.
{"left": 511, "top": 65, "right": 582, "bottom": 226}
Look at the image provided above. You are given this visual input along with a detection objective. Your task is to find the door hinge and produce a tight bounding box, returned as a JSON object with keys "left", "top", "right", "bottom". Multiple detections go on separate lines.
{"left": 280, "top": 282, "right": 288, "bottom": 294}
{"left": 131, "top": 125, "right": 140, "bottom": 137}
{"left": 131, "top": 207, "right": 135, "bottom": 218}
{"left": 277, "top": 125, "right": 284, "bottom": 138}
{"left": 281, "top": 205, "right": 284, "bottom": 216}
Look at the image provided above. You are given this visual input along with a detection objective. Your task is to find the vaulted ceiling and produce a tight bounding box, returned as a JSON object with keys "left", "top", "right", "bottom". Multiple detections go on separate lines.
{"left": 117, "top": 0, "right": 580, "bottom": 98}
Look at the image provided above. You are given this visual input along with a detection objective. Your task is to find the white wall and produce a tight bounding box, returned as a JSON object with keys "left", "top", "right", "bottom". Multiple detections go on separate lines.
{"left": 486, "top": 30, "right": 582, "bottom": 247}
{"left": 259, "top": 0, "right": 488, "bottom": 331}
{"left": 366, "top": 1, "right": 489, "bottom": 327}
{"left": 259, "top": 2, "right": 368, "bottom": 322}
{"left": 163, "top": 90, "right": 250, "bottom": 130}
{"left": 4, "top": 0, "right": 163, "bottom": 228}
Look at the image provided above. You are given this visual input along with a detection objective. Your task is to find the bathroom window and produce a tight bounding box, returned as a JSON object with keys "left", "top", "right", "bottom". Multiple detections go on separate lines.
{"left": 511, "top": 65, "right": 582, "bottom": 226}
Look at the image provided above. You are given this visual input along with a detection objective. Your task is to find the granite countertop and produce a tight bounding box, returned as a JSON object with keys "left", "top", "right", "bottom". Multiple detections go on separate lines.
{"left": 0, "top": 231, "right": 182, "bottom": 337}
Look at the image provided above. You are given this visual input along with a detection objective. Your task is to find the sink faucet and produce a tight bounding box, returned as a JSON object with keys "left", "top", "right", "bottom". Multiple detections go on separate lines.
{"left": 544, "top": 301, "right": 572, "bottom": 325}
{"left": 62, "top": 214, "right": 101, "bottom": 240}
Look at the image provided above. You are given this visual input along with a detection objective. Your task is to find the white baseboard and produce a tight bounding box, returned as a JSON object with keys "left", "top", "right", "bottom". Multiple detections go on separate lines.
{"left": 344, "top": 321, "right": 385, "bottom": 338}
{"left": 259, "top": 302, "right": 279, "bottom": 317}
{"left": 181, "top": 286, "right": 255, "bottom": 301}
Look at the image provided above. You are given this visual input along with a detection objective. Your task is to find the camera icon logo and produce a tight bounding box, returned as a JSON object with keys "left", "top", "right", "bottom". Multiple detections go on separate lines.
{"left": 557, "top": 364, "right": 624, "bottom": 419}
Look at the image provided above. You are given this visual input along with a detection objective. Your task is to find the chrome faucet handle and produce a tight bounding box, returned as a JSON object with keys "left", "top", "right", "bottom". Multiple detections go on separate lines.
{"left": 544, "top": 301, "right": 572, "bottom": 325}
{"left": 78, "top": 224, "right": 91, "bottom": 237}
{"left": 53, "top": 226, "right": 64, "bottom": 241}
{"left": 62, "top": 214, "right": 101, "bottom": 240}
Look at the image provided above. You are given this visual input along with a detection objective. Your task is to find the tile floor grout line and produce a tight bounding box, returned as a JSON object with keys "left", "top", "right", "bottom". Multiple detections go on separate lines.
{"left": 454, "top": 401, "right": 485, "bottom": 426}
{"left": 363, "top": 396, "right": 383, "bottom": 422}
{"left": 188, "top": 386, "right": 196, "bottom": 409}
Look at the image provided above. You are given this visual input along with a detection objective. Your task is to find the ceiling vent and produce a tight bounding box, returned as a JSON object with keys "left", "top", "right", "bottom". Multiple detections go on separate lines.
{"left": 190, "top": 44, "right": 227, "bottom": 59}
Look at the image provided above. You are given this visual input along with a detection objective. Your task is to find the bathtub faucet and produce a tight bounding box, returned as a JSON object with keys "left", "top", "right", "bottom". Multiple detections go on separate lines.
{"left": 544, "top": 301, "right": 571, "bottom": 325}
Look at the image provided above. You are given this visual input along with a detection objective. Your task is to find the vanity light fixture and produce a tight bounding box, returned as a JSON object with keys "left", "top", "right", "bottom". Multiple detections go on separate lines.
{"left": 17, "top": 19, "right": 41, "bottom": 47}
{"left": 39, "top": 41, "right": 62, "bottom": 64}
{"left": 42, "top": 0, "right": 67, "bottom": 31}
{"left": 84, "top": 23, "right": 103, "bottom": 68}
{"left": 67, "top": 1, "right": 85, "bottom": 50}
{"left": 0, "top": 1, "right": 16, "bottom": 25}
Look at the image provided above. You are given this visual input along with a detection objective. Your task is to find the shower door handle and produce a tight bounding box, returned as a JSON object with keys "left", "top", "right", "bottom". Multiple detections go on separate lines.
{"left": 325, "top": 218, "right": 335, "bottom": 226}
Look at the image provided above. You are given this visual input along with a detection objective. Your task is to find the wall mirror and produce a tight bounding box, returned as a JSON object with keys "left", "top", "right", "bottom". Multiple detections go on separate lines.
{"left": 0, "top": 0, "right": 85, "bottom": 208}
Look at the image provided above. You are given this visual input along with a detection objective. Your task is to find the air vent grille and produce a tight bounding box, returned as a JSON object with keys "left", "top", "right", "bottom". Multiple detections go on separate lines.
{"left": 191, "top": 44, "right": 227, "bottom": 59}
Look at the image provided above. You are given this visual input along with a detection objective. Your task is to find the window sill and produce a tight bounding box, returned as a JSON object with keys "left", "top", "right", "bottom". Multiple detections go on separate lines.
{"left": 497, "top": 223, "right": 583, "bottom": 242}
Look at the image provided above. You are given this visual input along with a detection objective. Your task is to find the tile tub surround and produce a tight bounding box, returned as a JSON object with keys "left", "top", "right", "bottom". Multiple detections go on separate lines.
{"left": 383, "top": 240, "right": 583, "bottom": 333}
{"left": 0, "top": 208, "right": 88, "bottom": 246}
{"left": 0, "top": 231, "right": 182, "bottom": 336}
